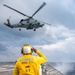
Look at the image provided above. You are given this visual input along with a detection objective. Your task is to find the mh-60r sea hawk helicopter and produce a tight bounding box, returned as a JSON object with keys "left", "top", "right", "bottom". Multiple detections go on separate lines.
{"left": 4, "top": 2, "right": 51, "bottom": 31}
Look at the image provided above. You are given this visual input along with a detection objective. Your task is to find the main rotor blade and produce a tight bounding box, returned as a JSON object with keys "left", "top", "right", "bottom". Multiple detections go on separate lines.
{"left": 31, "top": 2, "right": 46, "bottom": 17}
{"left": 3, "top": 4, "right": 30, "bottom": 17}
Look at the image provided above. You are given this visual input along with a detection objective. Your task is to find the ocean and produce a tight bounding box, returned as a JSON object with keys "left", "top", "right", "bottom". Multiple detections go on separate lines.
{"left": 0, "top": 62, "right": 14, "bottom": 75}
{"left": 50, "top": 62, "right": 75, "bottom": 75}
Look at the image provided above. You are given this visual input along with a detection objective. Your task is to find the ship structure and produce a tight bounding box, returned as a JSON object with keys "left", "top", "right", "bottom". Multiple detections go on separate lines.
{"left": 42, "top": 64, "right": 63, "bottom": 75}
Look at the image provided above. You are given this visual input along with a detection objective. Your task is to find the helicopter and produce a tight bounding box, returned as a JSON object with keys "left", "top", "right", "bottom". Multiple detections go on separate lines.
{"left": 3, "top": 2, "right": 51, "bottom": 31}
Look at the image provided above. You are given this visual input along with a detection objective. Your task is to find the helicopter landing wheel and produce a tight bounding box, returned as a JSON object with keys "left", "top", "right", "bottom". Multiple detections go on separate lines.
{"left": 34, "top": 29, "right": 36, "bottom": 31}
{"left": 19, "top": 29, "right": 21, "bottom": 31}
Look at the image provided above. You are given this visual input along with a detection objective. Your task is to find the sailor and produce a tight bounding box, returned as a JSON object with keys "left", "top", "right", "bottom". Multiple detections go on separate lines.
{"left": 13, "top": 44, "right": 47, "bottom": 75}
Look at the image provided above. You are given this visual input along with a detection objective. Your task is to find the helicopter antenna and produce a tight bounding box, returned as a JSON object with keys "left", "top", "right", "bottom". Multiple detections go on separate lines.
{"left": 31, "top": 2, "right": 46, "bottom": 18}
{"left": 3, "top": 4, "right": 30, "bottom": 18}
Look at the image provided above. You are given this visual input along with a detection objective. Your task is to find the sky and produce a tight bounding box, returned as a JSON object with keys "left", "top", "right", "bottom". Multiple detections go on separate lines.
{"left": 0, "top": 0, "right": 75, "bottom": 64}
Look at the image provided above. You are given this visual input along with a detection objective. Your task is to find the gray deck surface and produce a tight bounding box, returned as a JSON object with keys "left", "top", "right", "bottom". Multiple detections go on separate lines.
{"left": 0, "top": 63, "right": 63, "bottom": 75}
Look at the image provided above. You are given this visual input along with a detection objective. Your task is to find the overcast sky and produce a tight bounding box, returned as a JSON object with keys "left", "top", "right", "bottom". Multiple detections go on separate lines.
{"left": 0, "top": 0, "right": 75, "bottom": 64}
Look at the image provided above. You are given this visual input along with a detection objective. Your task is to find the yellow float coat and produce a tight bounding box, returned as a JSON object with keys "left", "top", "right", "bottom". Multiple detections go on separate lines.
{"left": 13, "top": 50, "right": 47, "bottom": 75}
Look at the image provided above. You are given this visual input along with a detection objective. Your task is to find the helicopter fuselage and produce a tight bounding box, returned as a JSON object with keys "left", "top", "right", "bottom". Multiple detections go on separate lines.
{"left": 18, "top": 19, "right": 44, "bottom": 29}
{"left": 3, "top": 2, "right": 47, "bottom": 31}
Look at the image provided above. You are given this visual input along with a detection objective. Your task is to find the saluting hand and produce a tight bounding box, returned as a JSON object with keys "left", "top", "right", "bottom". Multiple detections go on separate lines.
{"left": 32, "top": 47, "right": 37, "bottom": 53}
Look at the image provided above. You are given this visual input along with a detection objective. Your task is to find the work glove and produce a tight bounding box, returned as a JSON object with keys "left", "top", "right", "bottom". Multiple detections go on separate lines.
{"left": 32, "top": 47, "right": 37, "bottom": 53}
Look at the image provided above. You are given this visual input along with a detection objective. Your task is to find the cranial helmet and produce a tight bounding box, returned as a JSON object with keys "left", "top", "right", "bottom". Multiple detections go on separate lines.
{"left": 21, "top": 44, "right": 32, "bottom": 54}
